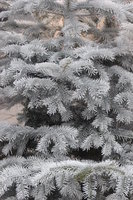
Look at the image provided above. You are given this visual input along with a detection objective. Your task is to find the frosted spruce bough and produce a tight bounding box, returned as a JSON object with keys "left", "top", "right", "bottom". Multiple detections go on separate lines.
{"left": 0, "top": 0, "right": 133, "bottom": 199}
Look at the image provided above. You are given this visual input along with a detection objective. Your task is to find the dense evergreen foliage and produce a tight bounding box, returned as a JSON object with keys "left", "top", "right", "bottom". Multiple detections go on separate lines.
{"left": 0, "top": 0, "right": 133, "bottom": 199}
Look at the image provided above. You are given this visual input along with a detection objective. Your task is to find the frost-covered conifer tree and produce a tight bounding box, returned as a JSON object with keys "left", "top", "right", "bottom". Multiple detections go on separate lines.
{"left": 0, "top": 0, "right": 133, "bottom": 199}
